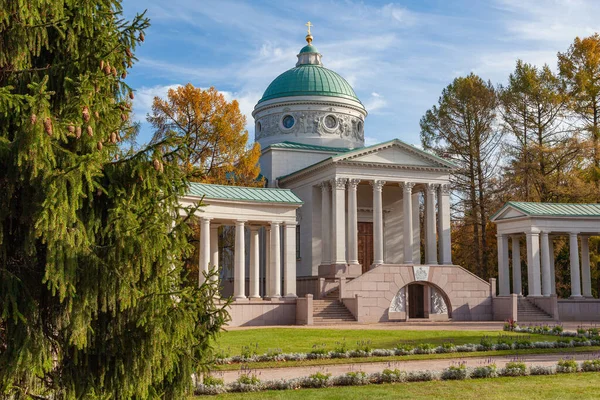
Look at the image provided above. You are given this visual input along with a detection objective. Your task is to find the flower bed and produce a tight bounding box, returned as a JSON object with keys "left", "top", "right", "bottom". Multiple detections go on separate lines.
{"left": 195, "top": 360, "right": 600, "bottom": 396}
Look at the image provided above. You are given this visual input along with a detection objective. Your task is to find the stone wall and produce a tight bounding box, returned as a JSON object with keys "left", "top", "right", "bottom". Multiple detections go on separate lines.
{"left": 343, "top": 264, "right": 492, "bottom": 323}
{"left": 558, "top": 299, "right": 600, "bottom": 321}
{"left": 224, "top": 299, "right": 297, "bottom": 327}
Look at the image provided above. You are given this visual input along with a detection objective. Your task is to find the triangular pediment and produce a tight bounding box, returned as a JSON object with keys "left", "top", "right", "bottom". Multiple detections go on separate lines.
{"left": 490, "top": 203, "right": 530, "bottom": 222}
{"left": 333, "top": 139, "right": 455, "bottom": 169}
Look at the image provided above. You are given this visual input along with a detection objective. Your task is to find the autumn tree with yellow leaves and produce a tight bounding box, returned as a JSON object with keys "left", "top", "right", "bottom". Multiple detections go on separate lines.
{"left": 148, "top": 84, "right": 262, "bottom": 186}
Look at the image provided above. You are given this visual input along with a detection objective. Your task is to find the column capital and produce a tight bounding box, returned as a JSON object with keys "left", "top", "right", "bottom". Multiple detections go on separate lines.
{"left": 319, "top": 180, "right": 330, "bottom": 191}
{"left": 426, "top": 183, "right": 439, "bottom": 193}
{"left": 283, "top": 221, "right": 297, "bottom": 227}
{"left": 270, "top": 221, "right": 281, "bottom": 227}
{"left": 249, "top": 225, "right": 262, "bottom": 231}
{"left": 348, "top": 178, "right": 361, "bottom": 189}
{"left": 399, "top": 181, "right": 415, "bottom": 192}
{"left": 439, "top": 183, "right": 451, "bottom": 195}
{"left": 199, "top": 216, "right": 213, "bottom": 222}
{"left": 569, "top": 231, "right": 580, "bottom": 237}
{"left": 370, "top": 179, "right": 386, "bottom": 191}
{"left": 526, "top": 231, "right": 540, "bottom": 237}
{"left": 235, "top": 219, "right": 247, "bottom": 225}
{"left": 330, "top": 177, "right": 348, "bottom": 189}
{"left": 539, "top": 231, "right": 550, "bottom": 237}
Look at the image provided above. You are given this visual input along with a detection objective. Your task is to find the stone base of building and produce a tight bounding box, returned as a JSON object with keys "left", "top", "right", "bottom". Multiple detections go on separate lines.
{"left": 558, "top": 298, "right": 600, "bottom": 321}
{"left": 223, "top": 298, "right": 298, "bottom": 327}
{"left": 318, "top": 263, "right": 362, "bottom": 278}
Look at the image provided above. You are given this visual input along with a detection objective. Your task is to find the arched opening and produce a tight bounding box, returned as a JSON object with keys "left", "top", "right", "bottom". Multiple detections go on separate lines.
{"left": 390, "top": 282, "right": 452, "bottom": 321}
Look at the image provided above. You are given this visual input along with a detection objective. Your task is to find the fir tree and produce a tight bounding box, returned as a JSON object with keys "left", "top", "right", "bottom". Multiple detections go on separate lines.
{"left": 0, "top": 1, "right": 229, "bottom": 398}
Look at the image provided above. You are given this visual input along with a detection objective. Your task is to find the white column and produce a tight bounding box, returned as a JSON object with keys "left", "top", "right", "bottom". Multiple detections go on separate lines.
{"left": 347, "top": 179, "right": 360, "bottom": 265}
{"left": 320, "top": 182, "right": 331, "bottom": 265}
{"left": 264, "top": 226, "right": 271, "bottom": 297}
{"left": 511, "top": 236, "right": 522, "bottom": 295}
{"left": 233, "top": 220, "right": 246, "bottom": 300}
{"left": 549, "top": 237, "right": 556, "bottom": 295}
{"left": 497, "top": 234, "right": 510, "bottom": 296}
{"left": 401, "top": 182, "right": 415, "bottom": 264}
{"left": 581, "top": 235, "right": 592, "bottom": 297}
{"left": 569, "top": 233, "right": 582, "bottom": 298}
{"left": 199, "top": 217, "right": 211, "bottom": 285}
{"left": 540, "top": 231, "right": 552, "bottom": 297}
{"left": 284, "top": 222, "right": 297, "bottom": 297}
{"left": 425, "top": 184, "right": 438, "bottom": 265}
{"left": 371, "top": 180, "right": 386, "bottom": 265}
{"left": 270, "top": 222, "right": 281, "bottom": 298}
{"left": 437, "top": 184, "right": 452, "bottom": 264}
{"left": 249, "top": 226, "right": 260, "bottom": 299}
{"left": 412, "top": 191, "right": 421, "bottom": 264}
{"left": 525, "top": 232, "right": 541, "bottom": 296}
{"left": 331, "top": 177, "right": 348, "bottom": 265}
{"left": 209, "top": 224, "right": 219, "bottom": 275}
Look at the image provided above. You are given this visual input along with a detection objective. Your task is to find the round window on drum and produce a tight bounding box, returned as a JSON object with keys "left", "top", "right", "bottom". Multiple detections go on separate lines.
{"left": 282, "top": 115, "right": 295, "bottom": 129}
{"left": 324, "top": 115, "right": 337, "bottom": 129}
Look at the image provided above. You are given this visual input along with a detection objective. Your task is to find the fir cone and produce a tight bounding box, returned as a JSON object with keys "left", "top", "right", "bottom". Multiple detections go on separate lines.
{"left": 110, "top": 131, "right": 117, "bottom": 143}
{"left": 121, "top": 71, "right": 127, "bottom": 79}
{"left": 68, "top": 125, "right": 75, "bottom": 134}
{"left": 153, "top": 159, "right": 161, "bottom": 171}
{"left": 94, "top": 111, "right": 100, "bottom": 119}
{"left": 127, "top": 60, "right": 132, "bottom": 68}
{"left": 97, "top": 141, "right": 103, "bottom": 151}
{"left": 43, "top": 117, "right": 53, "bottom": 136}
{"left": 87, "top": 125, "right": 93, "bottom": 137}
{"left": 100, "top": 60, "right": 105, "bottom": 70}
{"left": 121, "top": 113, "right": 127, "bottom": 122}
{"left": 82, "top": 106, "right": 90, "bottom": 123}
{"left": 129, "top": 91, "right": 134, "bottom": 100}
{"left": 139, "top": 32, "right": 145, "bottom": 42}
{"left": 125, "top": 47, "right": 133, "bottom": 58}
{"left": 30, "top": 114, "right": 37, "bottom": 125}
{"left": 104, "top": 64, "right": 111, "bottom": 75}
{"left": 111, "top": 67, "right": 117, "bottom": 77}
{"left": 76, "top": 126, "right": 82, "bottom": 139}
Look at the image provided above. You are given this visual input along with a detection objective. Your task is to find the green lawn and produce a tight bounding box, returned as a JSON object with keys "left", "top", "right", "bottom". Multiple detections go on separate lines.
{"left": 193, "top": 373, "right": 600, "bottom": 399}
{"left": 213, "top": 328, "right": 559, "bottom": 357}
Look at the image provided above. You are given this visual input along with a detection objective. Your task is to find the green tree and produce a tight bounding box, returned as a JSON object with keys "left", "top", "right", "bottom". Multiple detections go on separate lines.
{"left": 499, "top": 60, "right": 581, "bottom": 202}
{"left": 420, "top": 73, "right": 501, "bottom": 278}
{"left": 0, "top": 1, "right": 228, "bottom": 398}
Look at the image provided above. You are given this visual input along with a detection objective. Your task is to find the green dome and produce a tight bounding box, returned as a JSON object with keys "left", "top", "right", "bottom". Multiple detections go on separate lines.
{"left": 299, "top": 44, "right": 319, "bottom": 53}
{"left": 258, "top": 65, "right": 361, "bottom": 104}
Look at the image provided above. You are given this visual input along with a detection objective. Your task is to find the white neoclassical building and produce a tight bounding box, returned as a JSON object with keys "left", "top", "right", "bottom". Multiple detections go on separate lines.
{"left": 183, "top": 29, "right": 496, "bottom": 325}
{"left": 491, "top": 202, "right": 600, "bottom": 321}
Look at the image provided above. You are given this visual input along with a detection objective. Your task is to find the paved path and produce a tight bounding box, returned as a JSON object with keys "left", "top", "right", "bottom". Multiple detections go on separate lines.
{"left": 213, "top": 351, "right": 600, "bottom": 383}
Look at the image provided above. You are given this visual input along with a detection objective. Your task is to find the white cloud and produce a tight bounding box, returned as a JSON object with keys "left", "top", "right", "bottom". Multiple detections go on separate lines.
{"left": 364, "top": 136, "right": 380, "bottom": 146}
{"left": 364, "top": 92, "right": 388, "bottom": 114}
{"left": 132, "top": 83, "right": 182, "bottom": 123}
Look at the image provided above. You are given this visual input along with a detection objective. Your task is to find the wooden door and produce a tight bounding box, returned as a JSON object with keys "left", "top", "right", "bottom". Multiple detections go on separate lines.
{"left": 357, "top": 222, "right": 373, "bottom": 274}
{"left": 408, "top": 284, "right": 425, "bottom": 318}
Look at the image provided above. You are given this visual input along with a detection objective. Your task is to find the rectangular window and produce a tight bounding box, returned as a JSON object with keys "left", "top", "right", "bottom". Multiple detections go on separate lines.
{"left": 296, "top": 225, "right": 301, "bottom": 260}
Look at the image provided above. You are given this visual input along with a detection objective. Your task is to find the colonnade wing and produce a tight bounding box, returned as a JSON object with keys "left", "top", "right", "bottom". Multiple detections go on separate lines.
{"left": 491, "top": 202, "right": 600, "bottom": 299}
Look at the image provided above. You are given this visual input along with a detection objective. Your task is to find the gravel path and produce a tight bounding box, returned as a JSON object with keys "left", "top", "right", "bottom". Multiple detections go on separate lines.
{"left": 213, "top": 351, "right": 600, "bottom": 383}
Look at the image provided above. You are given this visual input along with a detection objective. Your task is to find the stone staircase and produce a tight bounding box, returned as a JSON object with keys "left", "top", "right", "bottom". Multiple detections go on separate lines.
{"left": 313, "top": 298, "right": 356, "bottom": 324}
{"left": 517, "top": 298, "right": 554, "bottom": 321}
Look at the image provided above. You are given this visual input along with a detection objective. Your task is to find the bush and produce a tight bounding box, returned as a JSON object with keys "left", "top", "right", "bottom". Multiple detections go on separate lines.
{"left": 394, "top": 344, "right": 414, "bottom": 355}
{"left": 194, "top": 384, "right": 227, "bottom": 395}
{"left": 455, "top": 344, "right": 478, "bottom": 352}
{"left": 514, "top": 339, "right": 533, "bottom": 349}
{"left": 372, "top": 368, "right": 405, "bottom": 384}
{"left": 436, "top": 342, "right": 457, "bottom": 354}
{"left": 552, "top": 325, "right": 564, "bottom": 335}
{"left": 581, "top": 359, "right": 600, "bottom": 372}
{"left": 504, "top": 318, "right": 518, "bottom": 331}
{"left": 334, "top": 340, "right": 348, "bottom": 354}
{"left": 471, "top": 364, "right": 497, "bottom": 379}
{"left": 229, "top": 374, "right": 262, "bottom": 393}
{"left": 355, "top": 339, "right": 373, "bottom": 353}
{"left": 555, "top": 338, "right": 573, "bottom": 348}
{"left": 529, "top": 365, "right": 555, "bottom": 375}
{"left": 406, "top": 370, "right": 437, "bottom": 382}
{"left": 263, "top": 378, "right": 301, "bottom": 391}
{"left": 309, "top": 343, "right": 328, "bottom": 356}
{"left": 588, "top": 327, "right": 599, "bottom": 337}
{"left": 371, "top": 348, "right": 395, "bottom": 357}
{"left": 479, "top": 337, "right": 494, "bottom": 351}
{"left": 441, "top": 364, "right": 468, "bottom": 380}
{"left": 334, "top": 371, "right": 370, "bottom": 386}
{"left": 557, "top": 359, "right": 578, "bottom": 373}
{"left": 237, "top": 374, "right": 261, "bottom": 385}
{"left": 301, "top": 372, "right": 332, "bottom": 388}
{"left": 573, "top": 337, "right": 591, "bottom": 347}
{"left": 414, "top": 343, "right": 436, "bottom": 354}
{"left": 240, "top": 343, "right": 259, "bottom": 359}
{"left": 501, "top": 361, "right": 527, "bottom": 377}
{"left": 203, "top": 375, "right": 224, "bottom": 386}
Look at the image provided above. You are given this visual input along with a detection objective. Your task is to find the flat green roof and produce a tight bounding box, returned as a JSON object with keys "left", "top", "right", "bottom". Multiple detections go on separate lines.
{"left": 265, "top": 141, "right": 355, "bottom": 153}
{"left": 187, "top": 182, "right": 303, "bottom": 205}
{"left": 493, "top": 201, "right": 600, "bottom": 219}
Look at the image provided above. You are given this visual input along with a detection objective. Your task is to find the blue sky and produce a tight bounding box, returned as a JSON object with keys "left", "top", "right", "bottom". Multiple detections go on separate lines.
{"left": 122, "top": 0, "right": 600, "bottom": 147}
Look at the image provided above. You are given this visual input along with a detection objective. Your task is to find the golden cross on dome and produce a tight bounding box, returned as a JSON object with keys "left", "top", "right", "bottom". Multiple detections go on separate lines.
{"left": 305, "top": 21, "right": 313, "bottom": 35}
